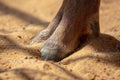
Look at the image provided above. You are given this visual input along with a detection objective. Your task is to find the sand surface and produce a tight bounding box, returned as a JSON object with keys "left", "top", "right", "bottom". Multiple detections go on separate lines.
{"left": 0, "top": 0, "right": 120, "bottom": 80}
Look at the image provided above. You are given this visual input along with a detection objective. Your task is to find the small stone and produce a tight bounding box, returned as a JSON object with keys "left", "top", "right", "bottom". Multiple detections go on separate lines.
{"left": 25, "top": 57, "right": 28, "bottom": 59}
{"left": 29, "top": 57, "right": 34, "bottom": 59}
{"left": 17, "top": 35, "right": 22, "bottom": 39}
{"left": 8, "top": 66, "right": 12, "bottom": 69}
{"left": 69, "top": 69, "right": 72, "bottom": 72}
{"left": 43, "top": 64, "right": 52, "bottom": 70}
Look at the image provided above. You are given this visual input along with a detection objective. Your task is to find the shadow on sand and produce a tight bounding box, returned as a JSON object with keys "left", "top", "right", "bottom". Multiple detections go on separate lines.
{"left": 0, "top": 68, "right": 83, "bottom": 80}
{"left": 62, "top": 34, "right": 120, "bottom": 67}
{"left": 0, "top": 35, "right": 40, "bottom": 58}
{"left": 0, "top": 1, "right": 49, "bottom": 27}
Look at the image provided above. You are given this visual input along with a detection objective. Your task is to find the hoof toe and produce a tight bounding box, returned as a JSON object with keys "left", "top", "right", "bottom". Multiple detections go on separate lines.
{"left": 40, "top": 47, "right": 61, "bottom": 61}
{"left": 30, "top": 29, "right": 51, "bottom": 45}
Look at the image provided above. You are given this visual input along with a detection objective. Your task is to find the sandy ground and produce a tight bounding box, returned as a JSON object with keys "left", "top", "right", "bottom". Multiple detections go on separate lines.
{"left": 0, "top": 0, "right": 120, "bottom": 80}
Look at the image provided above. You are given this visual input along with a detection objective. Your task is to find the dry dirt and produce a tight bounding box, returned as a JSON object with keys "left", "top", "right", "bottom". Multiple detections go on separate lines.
{"left": 0, "top": 0, "right": 120, "bottom": 80}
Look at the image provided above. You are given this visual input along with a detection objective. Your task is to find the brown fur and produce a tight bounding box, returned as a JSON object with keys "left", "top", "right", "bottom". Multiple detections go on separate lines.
{"left": 32, "top": 0, "right": 100, "bottom": 61}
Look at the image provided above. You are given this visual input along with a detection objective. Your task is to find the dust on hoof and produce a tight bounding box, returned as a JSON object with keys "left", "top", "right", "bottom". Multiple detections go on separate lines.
{"left": 40, "top": 46, "right": 63, "bottom": 61}
{"left": 30, "top": 29, "right": 51, "bottom": 45}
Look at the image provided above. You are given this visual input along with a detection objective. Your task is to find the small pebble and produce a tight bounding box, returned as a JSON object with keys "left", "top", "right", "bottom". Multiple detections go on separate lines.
{"left": 25, "top": 57, "right": 28, "bottom": 59}
{"left": 17, "top": 35, "right": 22, "bottom": 39}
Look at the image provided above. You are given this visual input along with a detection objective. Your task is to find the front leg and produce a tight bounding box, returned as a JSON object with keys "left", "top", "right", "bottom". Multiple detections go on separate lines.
{"left": 41, "top": 0, "right": 100, "bottom": 61}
